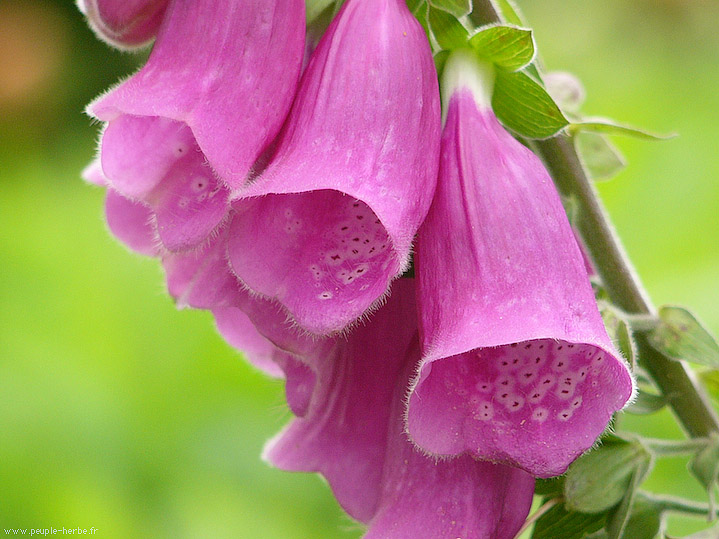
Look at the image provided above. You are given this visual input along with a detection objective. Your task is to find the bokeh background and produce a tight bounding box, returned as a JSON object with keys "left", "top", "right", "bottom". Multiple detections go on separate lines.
{"left": 1, "top": 0, "right": 717, "bottom": 537}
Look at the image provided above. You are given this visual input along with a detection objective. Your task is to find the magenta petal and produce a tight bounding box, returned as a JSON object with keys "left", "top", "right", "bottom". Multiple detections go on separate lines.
{"left": 367, "top": 349, "right": 534, "bottom": 539}
{"left": 104, "top": 189, "right": 158, "bottom": 256}
{"left": 149, "top": 149, "right": 229, "bottom": 252}
{"left": 229, "top": 0, "right": 441, "bottom": 335}
{"left": 100, "top": 116, "right": 194, "bottom": 200}
{"left": 212, "top": 306, "right": 283, "bottom": 378}
{"left": 78, "top": 0, "right": 168, "bottom": 49}
{"left": 163, "top": 229, "right": 237, "bottom": 310}
{"left": 89, "top": 0, "right": 305, "bottom": 190}
{"left": 81, "top": 159, "right": 107, "bottom": 187}
{"left": 407, "top": 66, "right": 633, "bottom": 477}
{"left": 263, "top": 279, "right": 418, "bottom": 522}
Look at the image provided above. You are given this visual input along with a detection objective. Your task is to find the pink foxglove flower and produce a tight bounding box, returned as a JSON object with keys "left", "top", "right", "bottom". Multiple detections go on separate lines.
{"left": 406, "top": 51, "right": 634, "bottom": 478}
{"left": 77, "top": 0, "right": 169, "bottom": 49}
{"left": 265, "top": 280, "right": 534, "bottom": 537}
{"left": 227, "top": 0, "right": 441, "bottom": 335}
{"left": 87, "top": 0, "right": 305, "bottom": 252}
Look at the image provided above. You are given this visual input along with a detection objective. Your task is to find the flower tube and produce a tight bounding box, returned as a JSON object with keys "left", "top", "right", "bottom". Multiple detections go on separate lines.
{"left": 228, "top": 0, "right": 441, "bottom": 335}
{"left": 264, "top": 280, "right": 534, "bottom": 537}
{"left": 87, "top": 0, "right": 305, "bottom": 252}
{"left": 77, "top": 0, "right": 169, "bottom": 49}
{"left": 406, "top": 50, "right": 634, "bottom": 478}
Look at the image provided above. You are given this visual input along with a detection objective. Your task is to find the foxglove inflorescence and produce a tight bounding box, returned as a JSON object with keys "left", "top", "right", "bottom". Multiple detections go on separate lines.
{"left": 80, "top": 1, "right": 634, "bottom": 536}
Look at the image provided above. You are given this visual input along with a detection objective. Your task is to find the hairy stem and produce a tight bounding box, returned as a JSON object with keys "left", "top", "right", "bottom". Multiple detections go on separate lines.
{"left": 470, "top": 0, "right": 719, "bottom": 437}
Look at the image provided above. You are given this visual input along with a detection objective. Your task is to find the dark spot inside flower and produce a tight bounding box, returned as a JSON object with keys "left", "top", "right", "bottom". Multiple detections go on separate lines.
{"left": 525, "top": 343, "right": 532, "bottom": 349}
{"left": 341, "top": 226, "right": 348, "bottom": 231}
{"left": 353, "top": 237, "right": 360, "bottom": 242}
{"left": 557, "top": 346, "right": 563, "bottom": 350}
{"left": 356, "top": 215, "right": 364, "bottom": 220}
{"left": 501, "top": 393, "right": 509, "bottom": 398}
{"left": 331, "top": 255, "right": 341, "bottom": 261}
{"left": 510, "top": 343, "right": 517, "bottom": 348}
{"left": 535, "top": 357, "right": 541, "bottom": 364}
{"left": 356, "top": 268, "right": 365, "bottom": 274}
{"left": 512, "top": 401, "right": 520, "bottom": 407}
{"left": 352, "top": 249, "right": 359, "bottom": 255}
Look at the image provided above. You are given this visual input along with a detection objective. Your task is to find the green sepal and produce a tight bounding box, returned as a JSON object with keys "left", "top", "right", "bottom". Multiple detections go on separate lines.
{"left": 427, "top": 0, "right": 470, "bottom": 18}
{"left": 535, "top": 476, "right": 565, "bottom": 497}
{"left": 666, "top": 523, "right": 719, "bottom": 538}
{"left": 624, "top": 389, "right": 667, "bottom": 415}
{"left": 605, "top": 463, "right": 652, "bottom": 539}
{"left": 598, "top": 301, "right": 637, "bottom": 368}
{"left": 611, "top": 493, "right": 664, "bottom": 539}
{"left": 468, "top": 25, "right": 535, "bottom": 71}
{"left": 531, "top": 503, "right": 607, "bottom": 539}
{"left": 493, "top": 0, "right": 526, "bottom": 26}
{"left": 434, "top": 50, "right": 450, "bottom": 77}
{"left": 428, "top": 6, "right": 469, "bottom": 50}
{"left": 564, "top": 437, "right": 653, "bottom": 513}
{"left": 648, "top": 306, "right": 719, "bottom": 369}
{"left": 689, "top": 435, "right": 719, "bottom": 519}
{"left": 575, "top": 132, "right": 627, "bottom": 181}
{"left": 305, "top": 0, "right": 335, "bottom": 23}
{"left": 569, "top": 120, "right": 676, "bottom": 141}
{"left": 492, "top": 70, "right": 569, "bottom": 139}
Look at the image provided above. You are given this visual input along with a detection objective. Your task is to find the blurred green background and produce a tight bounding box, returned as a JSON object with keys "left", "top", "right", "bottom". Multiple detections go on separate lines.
{"left": 0, "top": 0, "right": 717, "bottom": 537}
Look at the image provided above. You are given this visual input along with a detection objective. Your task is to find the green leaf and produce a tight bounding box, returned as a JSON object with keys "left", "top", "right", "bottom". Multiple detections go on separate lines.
{"left": 305, "top": 0, "right": 335, "bottom": 23}
{"left": 492, "top": 69, "right": 569, "bottom": 139}
{"left": 648, "top": 306, "right": 719, "bottom": 368}
{"left": 689, "top": 436, "right": 719, "bottom": 519}
{"left": 564, "top": 438, "right": 653, "bottom": 513}
{"left": 575, "top": 132, "right": 627, "bottom": 181}
{"left": 427, "top": 0, "right": 470, "bottom": 18}
{"left": 494, "top": 0, "right": 525, "bottom": 26}
{"left": 599, "top": 302, "right": 636, "bottom": 367}
{"left": 605, "top": 462, "right": 651, "bottom": 539}
{"left": 614, "top": 493, "right": 664, "bottom": 539}
{"left": 624, "top": 389, "right": 667, "bottom": 415}
{"left": 531, "top": 503, "right": 607, "bottom": 539}
{"left": 468, "top": 25, "right": 535, "bottom": 71}
{"left": 535, "top": 476, "right": 565, "bottom": 497}
{"left": 427, "top": 7, "right": 469, "bottom": 50}
{"left": 433, "top": 50, "right": 450, "bottom": 76}
{"left": 698, "top": 369, "right": 719, "bottom": 402}
{"left": 570, "top": 120, "right": 676, "bottom": 141}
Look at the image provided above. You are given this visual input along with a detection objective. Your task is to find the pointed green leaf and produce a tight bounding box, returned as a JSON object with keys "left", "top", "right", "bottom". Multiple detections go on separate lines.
{"left": 468, "top": 25, "right": 535, "bottom": 71}
{"left": 531, "top": 503, "right": 607, "bottom": 539}
{"left": 625, "top": 389, "right": 667, "bottom": 415}
{"left": 434, "top": 50, "right": 450, "bottom": 76}
{"left": 305, "top": 0, "right": 335, "bottom": 23}
{"left": 599, "top": 302, "right": 636, "bottom": 367}
{"left": 428, "top": 7, "right": 469, "bottom": 50}
{"left": 494, "top": 0, "right": 525, "bottom": 26}
{"left": 427, "top": 0, "right": 470, "bottom": 18}
{"left": 492, "top": 69, "right": 569, "bottom": 139}
{"left": 648, "top": 306, "right": 719, "bottom": 368}
{"left": 689, "top": 436, "right": 719, "bottom": 519}
{"left": 605, "top": 461, "right": 651, "bottom": 539}
{"left": 570, "top": 120, "right": 676, "bottom": 141}
{"left": 535, "top": 476, "right": 565, "bottom": 497}
{"left": 575, "top": 132, "right": 627, "bottom": 181}
{"left": 564, "top": 438, "right": 653, "bottom": 513}
{"left": 614, "top": 493, "right": 663, "bottom": 539}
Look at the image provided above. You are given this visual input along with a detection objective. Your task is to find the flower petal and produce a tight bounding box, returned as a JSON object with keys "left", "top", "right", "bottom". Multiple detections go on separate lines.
{"left": 78, "top": 0, "right": 168, "bottom": 49}
{"left": 407, "top": 53, "right": 634, "bottom": 478}
{"left": 104, "top": 189, "right": 158, "bottom": 256}
{"left": 263, "top": 279, "right": 418, "bottom": 522}
{"left": 229, "top": 0, "right": 440, "bottom": 335}
{"left": 89, "top": 0, "right": 305, "bottom": 190}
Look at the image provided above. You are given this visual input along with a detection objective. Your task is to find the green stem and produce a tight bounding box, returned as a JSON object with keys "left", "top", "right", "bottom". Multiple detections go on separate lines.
{"left": 642, "top": 437, "right": 712, "bottom": 457}
{"left": 644, "top": 493, "right": 712, "bottom": 517}
{"left": 470, "top": 0, "right": 719, "bottom": 437}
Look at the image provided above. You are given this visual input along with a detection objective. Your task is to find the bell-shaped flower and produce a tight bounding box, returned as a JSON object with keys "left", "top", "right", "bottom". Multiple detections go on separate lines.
{"left": 264, "top": 280, "right": 534, "bottom": 537}
{"left": 227, "top": 0, "right": 441, "bottom": 335}
{"left": 77, "top": 0, "right": 169, "bottom": 50}
{"left": 87, "top": 0, "right": 305, "bottom": 252}
{"left": 406, "top": 50, "right": 634, "bottom": 478}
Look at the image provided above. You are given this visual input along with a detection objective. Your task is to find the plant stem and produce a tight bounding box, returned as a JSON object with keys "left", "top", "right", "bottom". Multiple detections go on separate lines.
{"left": 470, "top": 0, "right": 719, "bottom": 437}
{"left": 512, "top": 497, "right": 562, "bottom": 539}
{"left": 642, "top": 436, "right": 712, "bottom": 457}
{"left": 644, "top": 493, "right": 712, "bottom": 518}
